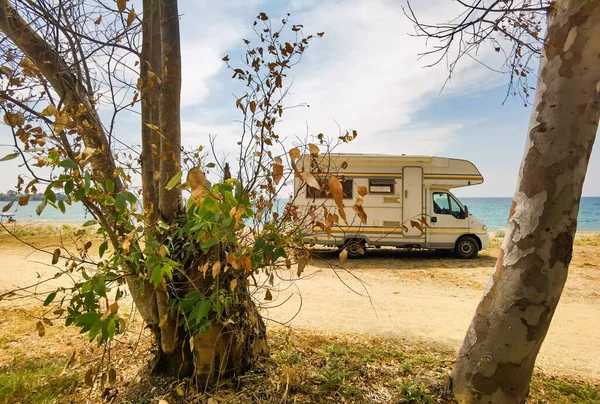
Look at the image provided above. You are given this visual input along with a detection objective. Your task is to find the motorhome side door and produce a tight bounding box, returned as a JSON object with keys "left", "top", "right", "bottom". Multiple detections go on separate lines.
{"left": 429, "top": 191, "right": 469, "bottom": 247}
{"left": 402, "top": 167, "right": 423, "bottom": 237}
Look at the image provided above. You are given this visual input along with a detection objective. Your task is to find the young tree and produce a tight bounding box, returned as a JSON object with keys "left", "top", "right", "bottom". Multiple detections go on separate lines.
{"left": 407, "top": 1, "right": 600, "bottom": 402}
{"left": 0, "top": 0, "right": 349, "bottom": 387}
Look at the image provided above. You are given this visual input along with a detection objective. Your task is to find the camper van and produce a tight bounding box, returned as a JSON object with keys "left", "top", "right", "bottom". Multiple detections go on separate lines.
{"left": 293, "top": 154, "right": 489, "bottom": 259}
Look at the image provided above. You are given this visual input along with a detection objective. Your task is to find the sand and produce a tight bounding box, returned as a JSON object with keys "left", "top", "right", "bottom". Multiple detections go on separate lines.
{"left": 1, "top": 227, "right": 599, "bottom": 381}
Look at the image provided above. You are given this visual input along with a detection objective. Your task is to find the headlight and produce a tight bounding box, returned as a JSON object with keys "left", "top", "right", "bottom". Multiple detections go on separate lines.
{"left": 482, "top": 225, "right": 487, "bottom": 231}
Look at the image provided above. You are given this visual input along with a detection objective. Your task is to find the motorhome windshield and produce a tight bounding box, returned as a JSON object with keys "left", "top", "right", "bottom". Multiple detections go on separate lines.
{"left": 432, "top": 192, "right": 465, "bottom": 219}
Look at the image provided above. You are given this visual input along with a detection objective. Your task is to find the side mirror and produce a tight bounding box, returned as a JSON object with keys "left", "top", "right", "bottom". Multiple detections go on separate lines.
{"left": 463, "top": 205, "right": 469, "bottom": 219}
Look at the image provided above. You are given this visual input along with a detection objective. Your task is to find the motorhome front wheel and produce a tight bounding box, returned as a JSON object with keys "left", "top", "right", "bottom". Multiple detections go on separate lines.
{"left": 454, "top": 236, "right": 479, "bottom": 259}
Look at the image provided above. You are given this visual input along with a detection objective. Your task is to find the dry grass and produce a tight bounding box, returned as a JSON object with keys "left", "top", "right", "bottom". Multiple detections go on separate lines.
{"left": 0, "top": 307, "right": 598, "bottom": 404}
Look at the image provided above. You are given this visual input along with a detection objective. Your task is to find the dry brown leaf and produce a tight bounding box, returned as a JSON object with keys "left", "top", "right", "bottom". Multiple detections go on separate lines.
{"left": 239, "top": 255, "right": 252, "bottom": 272}
{"left": 249, "top": 100, "right": 257, "bottom": 113}
{"left": 355, "top": 198, "right": 364, "bottom": 206}
{"left": 53, "top": 112, "right": 69, "bottom": 133}
{"left": 230, "top": 279, "right": 238, "bottom": 292}
{"left": 94, "top": 16, "right": 102, "bottom": 25}
{"left": 353, "top": 204, "right": 367, "bottom": 224}
{"left": 328, "top": 176, "right": 344, "bottom": 210}
{"left": 175, "top": 385, "right": 185, "bottom": 396}
{"left": 297, "top": 256, "right": 307, "bottom": 277}
{"left": 309, "top": 143, "right": 320, "bottom": 156}
{"left": 338, "top": 206, "right": 348, "bottom": 225}
{"left": 126, "top": 9, "right": 136, "bottom": 26}
{"left": 108, "top": 368, "right": 117, "bottom": 384}
{"left": 357, "top": 185, "right": 368, "bottom": 197}
{"left": 159, "top": 314, "right": 168, "bottom": 328}
{"left": 36, "top": 321, "right": 45, "bottom": 337}
{"left": 289, "top": 147, "right": 301, "bottom": 162}
{"left": 85, "top": 368, "right": 93, "bottom": 387}
{"left": 273, "top": 162, "right": 283, "bottom": 185}
{"left": 101, "top": 301, "right": 119, "bottom": 321}
{"left": 264, "top": 289, "right": 273, "bottom": 301}
{"left": 188, "top": 167, "right": 206, "bottom": 203}
{"left": 52, "top": 248, "right": 60, "bottom": 265}
{"left": 301, "top": 171, "right": 320, "bottom": 189}
{"left": 358, "top": 246, "right": 366, "bottom": 255}
{"left": 158, "top": 245, "right": 167, "bottom": 257}
{"left": 200, "top": 262, "right": 210, "bottom": 278}
{"left": 212, "top": 261, "right": 221, "bottom": 277}
{"left": 227, "top": 253, "right": 240, "bottom": 270}
{"left": 117, "top": 0, "right": 126, "bottom": 12}
{"left": 40, "top": 104, "right": 58, "bottom": 117}
{"left": 339, "top": 249, "right": 348, "bottom": 265}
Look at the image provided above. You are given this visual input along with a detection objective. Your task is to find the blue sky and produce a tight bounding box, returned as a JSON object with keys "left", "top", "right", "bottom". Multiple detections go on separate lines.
{"left": 1, "top": 0, "right": 599, "bottom": 197}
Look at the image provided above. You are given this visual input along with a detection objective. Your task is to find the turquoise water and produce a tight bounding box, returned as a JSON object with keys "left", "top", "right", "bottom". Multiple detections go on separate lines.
{"left": 2, "top": 197, "right": 600, "bottom": 231}
{"left": 460, "top": 197, "right": 600, "bottom": 230}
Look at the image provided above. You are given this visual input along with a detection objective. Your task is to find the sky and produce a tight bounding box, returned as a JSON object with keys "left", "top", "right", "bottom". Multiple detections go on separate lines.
{"left": 1, "top": 0, "right": 599, "bottom": 197}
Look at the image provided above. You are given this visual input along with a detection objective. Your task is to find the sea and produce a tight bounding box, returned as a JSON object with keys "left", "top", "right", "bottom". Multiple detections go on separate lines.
{"left": 2, "top": 197, "right": 600, "bottom": 231}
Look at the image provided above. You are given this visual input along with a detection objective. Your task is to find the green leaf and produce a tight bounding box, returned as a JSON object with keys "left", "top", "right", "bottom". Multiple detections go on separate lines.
{"left": 0, "top": 152, "right": 19, "bottom": 162}
{"left": 74, "top": 188, "right": 85, "bottom": 201}
{"left": 105, "top": 179, "right": 115, "bottom": 193}
{"left": 190, "top": 300, "right": 212, "bottom": 326}
{"left": 99, "top": 241, "right": 108, "bottom": 258}
{"left": 106, "top": 317, "right": 116, "bottom": 339}
{"left": 58, "top": 200, "right": 66, "bottom": 213}
{"left": 2, "top": 200, "right": 15, "bottom": 213}
{"left": 43, "top": 291, "right": 57, "bottom": 306}
{"left": 83, "top": 220, "right": 98, "bottom": 227}
{"left": 123, "top": 191, "right": 137, "bottom": 205}
{"left": 58, "top": 159, "right": 77, "bottom": 169}
{"left": 203, "top": 196, "right": 220, "bottom": 214}
{"left": 76, "top": 312, "right": 100, "bottom": 327}
{"left": 84, "top": 171, "right": 91, "bottom": 194}
{"left": 88, "top": 319, "right": 103, "bottom": 341}
{"left": 64, "top": 180, "right": 74, "bottom": 195}
{"left": 36, "top": 199, "right": 47, "bottom": 216}
{"left": 149, "top": 265, "right": 163, "bottom": 287}
{"left": 116, "top": 191, "right": 137, "bottom": 212}
{"left": 45, "top": 188, "right": 56, "bottom": 203}
{"left": 165, "top": 171, "right": 182, "bottom": 190}
{"left": 115, "top": 193, "right": 127, "bottom": 212}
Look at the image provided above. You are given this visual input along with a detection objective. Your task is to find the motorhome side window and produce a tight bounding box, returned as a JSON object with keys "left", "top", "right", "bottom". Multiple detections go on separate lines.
{"left": 369, "top": 178, "right": 395, "bottom": 194}
{"left": 433, "top": 192, "right": 464, "bottom": 218}
{"left": 306, "top": 178, "right": 353, "bottom": 199}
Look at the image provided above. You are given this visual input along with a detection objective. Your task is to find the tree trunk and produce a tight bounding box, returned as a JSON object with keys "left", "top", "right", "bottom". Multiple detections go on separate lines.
{"left": 141, "top": 0, "right": 160, "bottom": 224}
{"left": 451, "top": 1, "right": 600, "bottom": 403}
{"left": 153, "top": 264, "right": 269, "bottom": 386}
{"left": 157, "top": 0, "right": 182, "bottom": 221}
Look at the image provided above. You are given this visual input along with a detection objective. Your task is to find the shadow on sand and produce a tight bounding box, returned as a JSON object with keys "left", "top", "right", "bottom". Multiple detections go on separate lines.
{"left": 309, "top": 247, "right": 497, "bottom": 270}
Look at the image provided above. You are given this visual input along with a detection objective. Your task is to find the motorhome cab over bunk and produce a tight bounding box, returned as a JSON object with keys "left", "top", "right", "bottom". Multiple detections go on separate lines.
{"left": 293, "top": 154, "right": 489, "bottom": 259}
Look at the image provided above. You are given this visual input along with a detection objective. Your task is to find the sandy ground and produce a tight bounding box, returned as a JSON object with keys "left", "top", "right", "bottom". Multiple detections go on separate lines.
{"left": 1, "top": 230, "right": 599, "bottom": 381}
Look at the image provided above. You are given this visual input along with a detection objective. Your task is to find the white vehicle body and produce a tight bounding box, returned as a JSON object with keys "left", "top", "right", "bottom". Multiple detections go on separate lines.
{"left": 293, "top": 154, "right": 489, "bottom": 258}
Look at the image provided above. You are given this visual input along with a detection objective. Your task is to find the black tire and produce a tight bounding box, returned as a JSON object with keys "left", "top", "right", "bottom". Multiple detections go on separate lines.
{"left": 454, "top": 236, "right": 479, "bottom": 259}
{"left": 344, "top": 239, "right": 366, "bottom": 258}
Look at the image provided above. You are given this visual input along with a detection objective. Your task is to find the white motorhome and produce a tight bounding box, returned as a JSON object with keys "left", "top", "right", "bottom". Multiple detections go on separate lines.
{"left": 293, "top": 154, "right": 489, "bottom": 258}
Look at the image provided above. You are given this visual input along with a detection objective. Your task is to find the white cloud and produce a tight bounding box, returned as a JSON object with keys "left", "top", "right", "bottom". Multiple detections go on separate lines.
{"left": 178, "top": 1, "right": 264, "bottom": 107}
{"left": 262, "top": 0, "right": 506, "bottom": 157}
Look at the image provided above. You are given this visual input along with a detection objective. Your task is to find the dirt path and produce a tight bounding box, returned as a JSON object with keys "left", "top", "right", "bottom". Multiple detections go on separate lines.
{"left": 262, "top": 247, "right": 600, "bottom": 380}
{"left": 2, "top": 236, "right": 599, "bottom": 380}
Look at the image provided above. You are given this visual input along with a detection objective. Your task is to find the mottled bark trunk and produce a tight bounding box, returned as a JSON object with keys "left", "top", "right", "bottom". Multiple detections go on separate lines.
{"left": 452, "top": 1, "right": 600, "bottom": 403}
